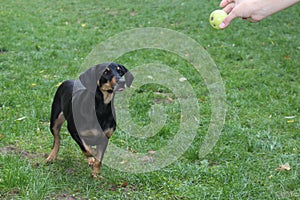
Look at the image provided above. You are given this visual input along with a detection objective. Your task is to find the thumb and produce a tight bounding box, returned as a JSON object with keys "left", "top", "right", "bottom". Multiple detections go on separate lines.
{"left": 219, "top": 12, "right": 236, "bottom": 29}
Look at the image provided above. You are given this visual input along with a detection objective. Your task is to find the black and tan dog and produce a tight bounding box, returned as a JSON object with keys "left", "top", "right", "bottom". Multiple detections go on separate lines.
{"left": 46, "top": 62, "right": 133, "bottom": 177}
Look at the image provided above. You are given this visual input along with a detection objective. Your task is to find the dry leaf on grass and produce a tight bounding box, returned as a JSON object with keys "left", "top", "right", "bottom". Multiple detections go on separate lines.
{"left": 148, "top": 150, "right": 156, "bottom": 155}
{"left": 275, "top": 163, "right": 291, "bottom": 171}
{"left": 16, "top": 116, "right": 26, "bottom": 121}
{"left": 179, "top": 77, "right": 187, "bottom": 82}
{"left": 122, "top": 181, "right": 128, "bottom": 187}
{"left": 141, "top": 155, "right": 153, "bottom": 163}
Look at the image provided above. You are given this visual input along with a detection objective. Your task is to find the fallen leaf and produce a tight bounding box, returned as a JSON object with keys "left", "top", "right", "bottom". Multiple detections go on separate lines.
{"left": 122, "top": 181, "right": 128, "bottom": 187}
{"left": 141, "top": 155, "right": 153, "bottom": 163}
{"left": 287, "top": 120, "right": 295, "bottom": 123}
{"left": 179, "top": 77, "right": 187, "bottom": 82}
{"left": 126, "top": 146, "right": 137, "bottom": 153}
{"left": 130, "top": 11, "right": 138, "bottom": 16}
{"left": 268, "top": 175, "right": 273, "bottom": 179}
{"left": 198, "top": 98, "right": 206, "bottom": 102}
{"left": 284, "top": 116, "right": 296, "bottom": 119}
{"left": 148, "top": 150, "right": 155, "bottom": 155}
{"left": 16, "top": 116, "right": 26, "bottom": 121}
{"left": 120, "top": 160, "right": 126, "bottom": 164}
{"left": 276, "top": 163, "right": 291, "bottom": 171}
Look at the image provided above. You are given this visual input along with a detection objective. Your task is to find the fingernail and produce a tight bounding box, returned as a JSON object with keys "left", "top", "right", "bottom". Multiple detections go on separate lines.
{"left": 219, "top": 22, "right": 226, "bottom": 29}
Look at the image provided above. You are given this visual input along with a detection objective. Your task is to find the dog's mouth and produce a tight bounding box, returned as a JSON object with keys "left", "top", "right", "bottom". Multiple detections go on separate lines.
{"left": 102, "top": 85, "right": 123, "bottom": 94}
{"left": 114, "top": 80, "right": 126, "bottom": 92}
{"left": 99, "top": 78, "right": 126, "bottom": 94}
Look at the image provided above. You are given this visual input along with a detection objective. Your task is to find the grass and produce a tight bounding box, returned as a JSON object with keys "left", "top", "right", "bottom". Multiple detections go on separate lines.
{"left": 0, "top": 0, "right": 299, "bottom": 199}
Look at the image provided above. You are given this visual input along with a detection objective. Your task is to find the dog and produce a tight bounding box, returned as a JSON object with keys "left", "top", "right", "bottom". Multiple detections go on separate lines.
{"left": 46, "top": 62, "right": 133, "bottom": 177}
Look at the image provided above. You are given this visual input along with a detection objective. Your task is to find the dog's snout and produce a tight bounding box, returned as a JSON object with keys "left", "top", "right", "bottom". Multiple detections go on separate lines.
{"left": 115, "top": 79, "right": 126, "bottom": 92}
{"left": 115, "top": 74, "right": 122, "bottom": 82}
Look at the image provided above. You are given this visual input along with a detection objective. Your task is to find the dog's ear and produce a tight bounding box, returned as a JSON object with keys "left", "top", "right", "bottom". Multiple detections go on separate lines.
{"left": 118, "top": 64, "right": 134, "bottom": 87}
{"left": 79, "top": 64, "right": 107, "bottom": 92}
{"left": 125, "top": 71, "right": 134, "bottom": 87}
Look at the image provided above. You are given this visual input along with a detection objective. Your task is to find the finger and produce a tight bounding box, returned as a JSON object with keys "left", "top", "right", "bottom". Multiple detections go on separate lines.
{"left": 219, "top": 0, "right": 234, "bottom": 8}
{"left": 222, "top": 3, "right": 235, "bottom": 13}
{"left": 248, "top": 18, "right": 258, "bottom": 23}
{"left": 219, "top": 12, "right": 237, "bottom": 29}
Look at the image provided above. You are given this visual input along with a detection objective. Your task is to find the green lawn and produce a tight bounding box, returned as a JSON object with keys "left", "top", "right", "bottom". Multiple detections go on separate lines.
{"left": 0, "top": 0, "right": 299, "bottom": 199}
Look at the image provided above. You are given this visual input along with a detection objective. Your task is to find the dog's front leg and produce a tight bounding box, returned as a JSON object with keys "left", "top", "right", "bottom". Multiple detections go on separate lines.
{"left": 91, "top": 159, "right": 102, "bottom": 178}
{"left": 91, "top": 137, "right": 109, "bottom": 178}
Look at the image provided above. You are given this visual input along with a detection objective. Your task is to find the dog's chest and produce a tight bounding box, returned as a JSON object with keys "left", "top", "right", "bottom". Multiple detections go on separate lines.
{"left": 95, "top": 103, "right": 116, "bottom": 130}
{"left": 102, "top": 92, "right": 113, "bottom": 104}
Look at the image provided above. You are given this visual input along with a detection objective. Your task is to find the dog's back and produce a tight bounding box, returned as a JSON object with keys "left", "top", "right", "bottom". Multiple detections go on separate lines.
{"left": 50, "top": 80, "right": 74, "bottom": 131}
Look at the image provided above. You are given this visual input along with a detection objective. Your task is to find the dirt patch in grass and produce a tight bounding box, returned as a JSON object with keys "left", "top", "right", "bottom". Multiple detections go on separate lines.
{"left": 46, "top": 193, "right": 87, "bottom": 200}
{"left": 109, "top": 181, "right": 136, "bottom": 192}
{"left": 0, "top": 145, "right": 46, "bottom": 160}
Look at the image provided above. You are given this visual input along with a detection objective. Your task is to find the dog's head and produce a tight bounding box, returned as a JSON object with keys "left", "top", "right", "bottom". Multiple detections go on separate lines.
{"left": 97, "top": 63, "right": 132, "bottom": 94}
{"left": 79, "top": 62, "right": 134, "bottom": 95}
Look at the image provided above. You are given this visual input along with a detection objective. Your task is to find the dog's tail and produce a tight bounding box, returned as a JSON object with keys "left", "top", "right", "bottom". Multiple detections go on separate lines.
{"left": 49, "top": 83, "right": 66, "bottom": 133}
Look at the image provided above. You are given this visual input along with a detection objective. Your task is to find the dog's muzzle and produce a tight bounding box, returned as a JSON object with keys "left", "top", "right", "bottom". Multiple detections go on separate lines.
{"left": 114, "top": 79, "right": 126, "bottom": 92}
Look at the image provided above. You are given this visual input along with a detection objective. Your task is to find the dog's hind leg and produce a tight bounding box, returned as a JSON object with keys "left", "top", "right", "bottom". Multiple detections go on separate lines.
{"left": 46, "top": 112, "right": 65, "bottom": 162}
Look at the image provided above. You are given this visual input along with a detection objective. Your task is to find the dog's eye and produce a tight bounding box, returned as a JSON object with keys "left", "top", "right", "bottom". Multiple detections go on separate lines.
{"left": 104, "top": 68, "right": 110, "bottom": 74}
{"left": 117, "top": 67, "right": 123, "bottom": 75}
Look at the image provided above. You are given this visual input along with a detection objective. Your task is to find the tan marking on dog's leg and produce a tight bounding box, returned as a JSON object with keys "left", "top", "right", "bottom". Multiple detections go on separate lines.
{"left": 104, "top": 128, "right": 114, "bottom": 139}
{"left": 82, "top": 140, "right": 97, "bottom": 156}
{"left": 81, "top": 135, "right": 108, "bottom": 178}
{"left": 46, "top": 112, "right": 65, "bottom": 162}
{"left": 83, "top": 151, "right": 95, "bottom": 167}
{"left": 83, "top": 151, "right": 93, "bottom": 157}
{"left": 82, "top": 141, "right": 97, "bottom": 167}
{"left": 87, "top": 157, "right": 96, "bottom": 167}
{"left": 92, "top": 159, "right": 101, "bottom": 178}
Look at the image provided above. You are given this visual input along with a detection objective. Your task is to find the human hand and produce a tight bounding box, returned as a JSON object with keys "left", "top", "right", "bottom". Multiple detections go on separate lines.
{"left": 219, "top": 0, "right": 300, "bottom": 29}
{"left": 219, "top": 0, "right": 267, "bottom": 29}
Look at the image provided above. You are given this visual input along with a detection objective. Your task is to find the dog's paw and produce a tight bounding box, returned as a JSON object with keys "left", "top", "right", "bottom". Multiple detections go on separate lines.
{"left": 45, "top": 154, "right": 56, "bottom": 163}
{"left": 87, "top": 157, "right": 96, "bottom": 167}
{"left": 91, "top": 173, "right": 104, "bottom": 179}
